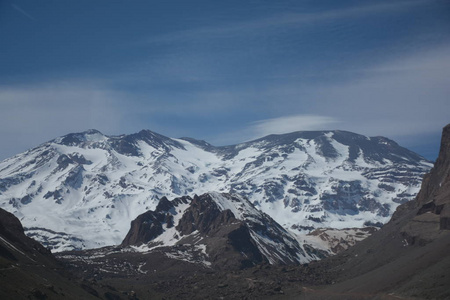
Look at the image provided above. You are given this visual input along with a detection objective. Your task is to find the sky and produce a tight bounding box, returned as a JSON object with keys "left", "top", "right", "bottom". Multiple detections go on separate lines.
{"left": 0, "top": 0, "right": 449, "bottom": 161}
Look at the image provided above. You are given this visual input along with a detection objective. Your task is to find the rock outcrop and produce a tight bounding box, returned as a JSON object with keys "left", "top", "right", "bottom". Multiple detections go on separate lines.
{"left": 0, "top": 208, "right": 127, "bottom": 300}
{"left": 120, "top": 192, "right": 316, "bottom": 269}
{"left": 415, "top": 124, "right": 450, "bottom": 230}
{"left": 0, "top": 208, "right": 53, "bottom": 262}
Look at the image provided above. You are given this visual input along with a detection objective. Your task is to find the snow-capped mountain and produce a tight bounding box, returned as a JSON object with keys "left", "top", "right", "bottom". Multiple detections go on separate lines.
{"left": 0, "top": 129, "right": 432, "bottom": 251}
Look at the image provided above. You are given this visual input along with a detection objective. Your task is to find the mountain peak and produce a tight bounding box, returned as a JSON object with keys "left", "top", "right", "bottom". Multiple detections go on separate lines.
{"left": 0, "top": 128, "right": 432, "bottom": 251}
{"left": 84, "top": 128, "right": 103, "bottom": 135}
{"left": 121, "top": 192, "right": 313, "bottom": 269}
{"left": 54, "top": 129, "right": 106, "bottom": 146}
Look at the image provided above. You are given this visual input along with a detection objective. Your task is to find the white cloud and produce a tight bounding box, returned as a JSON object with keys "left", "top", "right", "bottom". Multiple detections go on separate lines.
{"left": 209, "top": 115, "right": 340, "bottom": 146}
{"left": 209, "top": 44, "right": 450, "bottom": 148}
{"left": 310, "top": 45, "right": 450, "bottom": 139}
{"left": 249, "top": 115, "right": 340, "bottom": 137}
{"left": 0, "top": 81, "right": 124, "bottom": 159}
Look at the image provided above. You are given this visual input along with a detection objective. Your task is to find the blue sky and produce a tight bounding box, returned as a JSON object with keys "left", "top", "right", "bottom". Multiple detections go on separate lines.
{"left": 1, "top": 0, "right": 449, "bottom": 161}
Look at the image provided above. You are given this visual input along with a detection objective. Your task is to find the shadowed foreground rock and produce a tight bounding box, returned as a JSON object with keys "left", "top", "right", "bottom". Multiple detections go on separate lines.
{"left": 0, "top": 208, "right": 128, "bottom": 300}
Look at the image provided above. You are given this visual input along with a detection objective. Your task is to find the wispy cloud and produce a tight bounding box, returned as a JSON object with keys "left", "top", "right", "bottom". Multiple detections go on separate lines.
{"left": 0, "top": 81, "right": 124, "bottom": 158}
{"left": 209, "top": 115, "right": 340, "bottom": 146}
{"left": 208, "top": 43, "right": 450, "bottom": 147}
{"left": 141, "top": 0, "right": 428, "bottom": 45}
{"left": 11, "top": 4, "right": 36, "bottom": 21}
{"left": 310, "top": 44, "right": 450, "bottom": 139}
{"left": 249, "top": 115, "right": 340, "bottom": 137}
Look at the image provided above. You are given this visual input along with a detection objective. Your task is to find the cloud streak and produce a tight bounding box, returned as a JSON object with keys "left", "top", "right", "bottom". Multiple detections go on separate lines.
{"left": 249, "top": 115, "right": 340, "bottom": 138}
{"left": 141, "top": 0, "right": 429, "bottom": 45}
{"left": 205, "top": 43, "right": 450, "bottom": 148}
{"left": 312, "top": 44, "right": 450, "bottom": 138}
{"left": 11, "top": 4, "right": 36, "bottom": 21}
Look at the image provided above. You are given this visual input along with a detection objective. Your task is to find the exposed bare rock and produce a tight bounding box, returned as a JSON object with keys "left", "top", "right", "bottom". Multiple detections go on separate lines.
{"left": 304, "top": 227, "right": 377, "bottom": 255}
{"left": 403, "top": 124, "right": 450, "bottom": 242}
{"left": 120, "top": 192, "right": 316, "bottom": 270}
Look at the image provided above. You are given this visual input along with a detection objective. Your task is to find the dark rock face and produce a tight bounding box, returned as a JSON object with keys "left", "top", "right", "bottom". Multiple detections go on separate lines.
{"left": 0, "top": 208, "right": 128, "bottom": 300}
{"left": 56, "top": 153, "right": 92, "bottom": 170}
{"left": 226, "top": 224, "right": 264, "bottom": 267}
{"left": 0, "top": 208, "right": 52, "bottom": 259}
{"left": 175, "top": 194, "right": 237, "bottom": 236}
{"left": 415, "top": 124, "right": 450, "bottom": 230}
{"left": 121, "top": 196, "right": 187, "bottom": 246}
{"left": 390, "top": 124, "right": 450, "bottom": 243}
{"left": 121, "top": 210, "right": 165, "bottom": 246}
{"left": 120, "top": 193, "right": 310, "bottom": 270}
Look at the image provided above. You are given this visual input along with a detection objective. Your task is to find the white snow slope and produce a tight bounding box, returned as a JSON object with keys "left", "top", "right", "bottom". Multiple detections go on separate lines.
{"left": 0, "top": 129, "right": 431, "bottom": 251}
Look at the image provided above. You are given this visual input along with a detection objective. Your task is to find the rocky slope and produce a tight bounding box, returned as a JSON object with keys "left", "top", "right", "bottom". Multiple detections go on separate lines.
{"left": 58, "top": 192, "right": 321, "bottom": 279}
{"left": 302, "top": 227, "right": 377, "bottom": 255}
{"left": 0, "top": 208, "right": 127, "bottom": 300}
{"left": 299, "top": 124, "right": 450, "bottom": 299}
{"left": 0, "top": 129, "right": 431, "bottom": 251}
{"left": 121, "top": 192, "right": 321, "bottom": 267}
{"left": 414, "top": 123, "right": 450, "bottom": 231}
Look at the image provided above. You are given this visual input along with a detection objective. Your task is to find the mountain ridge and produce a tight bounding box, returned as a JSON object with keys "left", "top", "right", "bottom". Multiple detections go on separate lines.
{"left": 1, "top": 125, "right": 447, "bottom": 300}
{"left": 0, "top": 128, "right": 431, "bottom": 251}
{"left": 118, "top": 192, "right": 318, "bottom": 268}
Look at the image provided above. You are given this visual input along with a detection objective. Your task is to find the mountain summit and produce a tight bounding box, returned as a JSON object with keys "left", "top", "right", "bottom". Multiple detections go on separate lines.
{"left": 0, "top": 129, "right": 431, "bottom": 251}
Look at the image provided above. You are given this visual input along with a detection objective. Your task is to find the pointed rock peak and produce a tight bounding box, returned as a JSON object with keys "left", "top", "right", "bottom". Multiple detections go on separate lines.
{"left": 133, "top": 129, "right": 170, "bottom": 141}
{"left": 175, "top": 194, "right": 238, "bottom": 236}
{"left": 120, "top": 193, "right": 310, "bottom": 268}
{"left": 124, "top": 129, "right": 185, "bottom": 151}
{"left": 155, "top": 196, "right": 174, "bottom": 213}
{"left": 399, "top": 123, "right": 450, "bottom": 243}
{"left": 436, "top": 123, "right": 450, "bottom": 167}
{"left": 443, "top": 123, "right": 450, "bottom": 137}
{"left": 136, "top": 129, "right": 158, "bottom": 138}
{"left": 182, "top": 193, "right": 229, "bottom": 218}
{"left": 415, "top": 124, "right": 450, "bottom": 207}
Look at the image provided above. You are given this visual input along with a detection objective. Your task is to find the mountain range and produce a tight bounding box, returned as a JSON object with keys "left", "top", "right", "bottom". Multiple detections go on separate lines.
{"left": 0, "top": 129, "right": 431, "bottom": 252}
{"left": 0, "top": 124, "right": 449, "bottom": 299}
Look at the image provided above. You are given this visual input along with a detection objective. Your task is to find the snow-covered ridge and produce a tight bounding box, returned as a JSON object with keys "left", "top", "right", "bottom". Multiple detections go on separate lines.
{"left": 0, "top": 129, "right": 432, "bottom": 251}
{"left": 121, "top": 192, "right": 316, "bottom": 266}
